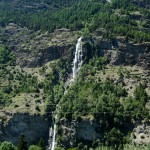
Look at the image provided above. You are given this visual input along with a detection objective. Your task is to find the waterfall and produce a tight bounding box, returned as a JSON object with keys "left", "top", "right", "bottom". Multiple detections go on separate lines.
{"left": 47, "top": 37, "right": 83, "bottom": 150}
{"left": 51, "top": 114, "right": 57, "bottom": 150}
{"left": 47, "top": 113, "right": 57, "bottom": 150}
{"left": 72, "top": 36, "right": 83, "bottom": 80}
{"left": 51, "top": 123, "right": 56, "bottom": 150}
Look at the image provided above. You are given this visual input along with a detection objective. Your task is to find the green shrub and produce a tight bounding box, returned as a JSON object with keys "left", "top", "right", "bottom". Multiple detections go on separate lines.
{"left": 0, "top": 141, "right": 16, "bottom": 150}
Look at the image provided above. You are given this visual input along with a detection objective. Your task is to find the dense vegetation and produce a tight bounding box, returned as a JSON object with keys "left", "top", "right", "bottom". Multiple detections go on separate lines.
{"left": 0, "top": 0, "right": 149, "bottom": 149}
{"left": 0, "top": 65, "right": 39, "bottom": 107}
{"left": 0, "top": 41, "right": 149, "bottom": 149}
{"left": 0, "top": 136, "right": 150, "bottom": 150}
{"left": 0, "top": 45, "right": 16, "bottom": 107}
{"left": 56, "top": 57, "right": 149, "bottom": 149}
{"left": 0, "top": 135, "right": 45, "bottom": 150}
{"left": 0, "top": 0, "right": 150, "bottom": 42}
{"left": 0, "top": 45, "right": 15, "bottom": 65}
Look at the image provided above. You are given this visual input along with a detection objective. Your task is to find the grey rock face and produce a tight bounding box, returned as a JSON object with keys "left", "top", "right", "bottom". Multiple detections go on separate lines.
{"left": 76, "top": 119, "right": 102, "bottom": 141}
{"left": 1, "top": 24, "right": 77, "bottom": 67}
{"left": 94, "top": 37, "right": 150, "bottom": 69}
{"left": 59, "top": 118, "right": 102, "bottom": 148}
{"left": 0, "top": 113, "right": 50, "bottom": 145}
{"left": 1, "top": 24, "right": 150, "bottom": 69}
{"left": 132, "top": 122, "right": 150, "bottom": 145}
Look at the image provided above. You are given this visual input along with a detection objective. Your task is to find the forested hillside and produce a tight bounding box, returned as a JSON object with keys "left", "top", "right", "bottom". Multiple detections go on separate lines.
{"left": 0, "top": 0, "right": 150, "bottom": 150}
{"left": 0, "top": 0, "right": 150, "bottom": 42}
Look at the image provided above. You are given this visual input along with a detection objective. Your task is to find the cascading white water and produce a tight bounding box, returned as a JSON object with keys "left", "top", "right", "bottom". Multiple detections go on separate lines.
{"left": 47, "top": 37, "right": 83, "bottom": 150}
{"left": 48, "top": 113, "right": 57, "bottom": 150}
{"left": 50, "top": 114, "right": 57, "bottom": 150}
{"left": 51, "top": 123, "right": 56, "bottom": 150}
{"left": 72, "top": 36, "right": 83, "bottom": 80}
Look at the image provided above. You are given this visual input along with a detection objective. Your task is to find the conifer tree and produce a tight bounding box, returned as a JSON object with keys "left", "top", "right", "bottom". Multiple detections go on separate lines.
{"left": 18, "top": 135, "right": 28, "bottom": 150}
{"left": 38, "top": 138, "right": 45, "bottom": 150}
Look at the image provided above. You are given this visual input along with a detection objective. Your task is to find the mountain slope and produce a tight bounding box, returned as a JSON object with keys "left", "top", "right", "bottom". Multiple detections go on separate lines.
{"left": 0, "top": 0, "right": 150, "bottom": 149}
{"left": 0, "top": 0, "right": 149, "bottom": 42}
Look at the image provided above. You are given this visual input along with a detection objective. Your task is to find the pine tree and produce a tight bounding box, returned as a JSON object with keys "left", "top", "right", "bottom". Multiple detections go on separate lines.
{"left": 18, "top": 134, "right": 28, "bottom": 150}
{"left": 38, "top": 138, "right": 45, "bottom": 150}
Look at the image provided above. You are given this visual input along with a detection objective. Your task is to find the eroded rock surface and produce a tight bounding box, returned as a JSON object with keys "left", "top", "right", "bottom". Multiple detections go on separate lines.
{"left": 0, "top": 24, "right": 78, "bottom": 67}
{"left": 133, "top": 123, "right": 150, "bottom": 145}
{"left": 59, "top": 118, "right": 103, "bottom": 148}
{"left": 0, "top": 112, "right": 50, "bottom": 145}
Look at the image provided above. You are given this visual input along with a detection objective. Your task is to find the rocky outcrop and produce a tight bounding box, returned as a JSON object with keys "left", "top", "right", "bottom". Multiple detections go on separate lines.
{"left": 76, "top": 119, "right": 102, "bottom": 141}
{"left": 58, "top": 118, "right": 102, "bottom": 148}
{"left": 93, "top": 35, "right": 150, "bottom": 69}
{"left": 0, "top": 24, "right": 78, "bottom": 67}
{"left": 1, "top": 24, "right": 150, "bottom": 69}
{"left": 0, "top": 112, "right": 50, "bottom": 145}
{"left": 132, "top": 122, "right": 150, "bottom": 145}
